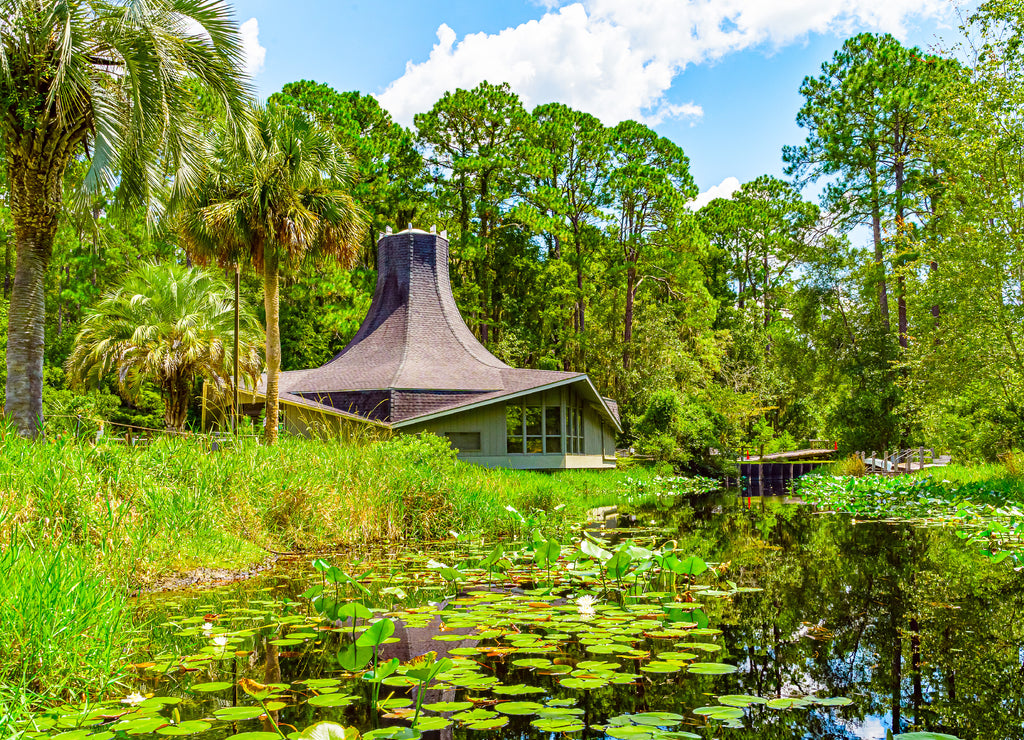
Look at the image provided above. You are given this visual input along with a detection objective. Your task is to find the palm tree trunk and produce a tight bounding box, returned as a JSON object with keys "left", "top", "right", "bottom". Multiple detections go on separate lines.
{"left": 5, "top": 151, "right": 65, "bottom": 438}
{"left": 165, "top": 375, "right": 191, "bottom": 431}
{"left": 263, "top": 249, "right": 281, "bottom": 445}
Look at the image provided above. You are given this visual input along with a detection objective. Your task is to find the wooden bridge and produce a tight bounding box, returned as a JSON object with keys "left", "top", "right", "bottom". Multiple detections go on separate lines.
{"left": 855, "top": 448, "right": 951, "bottom": 474}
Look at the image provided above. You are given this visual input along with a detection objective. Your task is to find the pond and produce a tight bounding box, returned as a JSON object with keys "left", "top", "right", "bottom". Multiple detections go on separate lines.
{"left": 25, "top": 489, "right": 1024, "bottom": 740}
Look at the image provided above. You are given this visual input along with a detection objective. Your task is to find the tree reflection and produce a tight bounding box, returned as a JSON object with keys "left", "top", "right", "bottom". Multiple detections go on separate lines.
{"left": 651, "top": 491, "right": 1024, "bottom": 739}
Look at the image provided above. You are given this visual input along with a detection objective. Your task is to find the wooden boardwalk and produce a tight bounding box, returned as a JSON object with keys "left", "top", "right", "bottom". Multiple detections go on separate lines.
{"left": 739, "top": 448, "right": 836, "bottom": 462}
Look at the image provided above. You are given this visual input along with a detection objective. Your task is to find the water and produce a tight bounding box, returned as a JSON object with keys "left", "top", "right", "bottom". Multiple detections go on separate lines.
{"left": 28, "top": 490, "right": 1024, "bottom": 740}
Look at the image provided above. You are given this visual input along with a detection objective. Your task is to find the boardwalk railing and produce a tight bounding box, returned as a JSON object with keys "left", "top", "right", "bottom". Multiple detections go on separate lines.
{"left": 856, "top": 448, "right": 950, "bottom": 474}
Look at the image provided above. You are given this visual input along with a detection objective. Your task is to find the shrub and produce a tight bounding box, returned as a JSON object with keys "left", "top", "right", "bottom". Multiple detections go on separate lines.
{"left": 833, "top": 454, "right": 867, "bottom": 477}
{"left": 633, "top": 389, "right": 726, "bottom": 471}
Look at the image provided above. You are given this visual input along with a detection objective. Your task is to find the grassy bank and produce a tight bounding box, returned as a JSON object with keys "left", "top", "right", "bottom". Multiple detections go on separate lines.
{"left": 0, "top": 431, "right": 669, "bottom": 583}
{"left": 0, "top": 427, "right": 703, "bottom": 717}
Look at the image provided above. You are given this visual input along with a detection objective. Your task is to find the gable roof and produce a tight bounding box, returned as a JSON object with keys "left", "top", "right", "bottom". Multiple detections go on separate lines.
{"left": 254, "top": 228, "right": 621, "bottom": 432}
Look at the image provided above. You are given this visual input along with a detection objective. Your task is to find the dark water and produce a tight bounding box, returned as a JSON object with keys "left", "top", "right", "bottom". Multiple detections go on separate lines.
{"left": 122, "top": 491, "right": 1023, "bottom": 740}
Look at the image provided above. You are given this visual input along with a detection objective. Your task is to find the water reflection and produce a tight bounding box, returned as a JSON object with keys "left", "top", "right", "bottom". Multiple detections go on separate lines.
{"left": 658, "top": 492, "right": 1024, "bottom": 738}
{"left": 133, "top": 491, "right": 1024, "bottom": 740}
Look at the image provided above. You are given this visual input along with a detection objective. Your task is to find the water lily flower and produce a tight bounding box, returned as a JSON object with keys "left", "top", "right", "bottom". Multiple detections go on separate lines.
{"left": 212, "top": 635, "right": 229, "bottom": 647}
{"left": 576, "top": 594, "right": 598, "bottom": 619}
{"left": 202, "top": 622, "right": 214, "bottom": 635}
{"left": 121, "top": 691, "right": 146, "bottom": 705}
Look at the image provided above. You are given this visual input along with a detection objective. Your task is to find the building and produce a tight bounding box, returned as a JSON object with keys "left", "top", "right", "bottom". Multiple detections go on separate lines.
{"left": 242, "top": 227, "right": 620, "bottom": 469}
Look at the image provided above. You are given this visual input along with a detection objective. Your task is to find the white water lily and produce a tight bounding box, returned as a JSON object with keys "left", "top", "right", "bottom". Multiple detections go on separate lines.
{"left": 576, "top": 594, "right": 598, "bottom": 619}
{"left": 121, "top": 691, "right": 145, "bottom": 705}
{"left": 212, "top": 635, "right": 229, "bottom": 647}
{"left": 202, "top": 622, "right": 214, "bottom": 635}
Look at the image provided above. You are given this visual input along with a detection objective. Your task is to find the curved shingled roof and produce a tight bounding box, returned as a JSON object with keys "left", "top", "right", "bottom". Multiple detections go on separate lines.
{"left": 262, "top": 229, "right": 620, "bottom": 428}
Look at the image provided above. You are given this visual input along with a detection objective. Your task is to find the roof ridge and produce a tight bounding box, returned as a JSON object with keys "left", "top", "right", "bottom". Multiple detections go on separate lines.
{"left": 390, "top": 231, "right": 414, "bottom": 388}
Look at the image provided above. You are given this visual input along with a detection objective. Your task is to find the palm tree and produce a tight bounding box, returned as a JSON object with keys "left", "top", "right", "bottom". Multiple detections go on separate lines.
{"left": 0, "top": 0, "right": 249, "bottom": 437}
{"left": 176, "top": 103, "right": 366, "bottom": 444}
{"left": 66, "top": 261, "right": 264, "bottom": 432}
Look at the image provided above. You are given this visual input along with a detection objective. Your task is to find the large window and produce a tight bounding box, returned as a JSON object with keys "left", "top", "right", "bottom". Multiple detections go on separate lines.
{"left": 567, "top": 400, "right": 584, "bottom": 454}
{"left": 507, "top": 400, "right": 563, "bottom": 454}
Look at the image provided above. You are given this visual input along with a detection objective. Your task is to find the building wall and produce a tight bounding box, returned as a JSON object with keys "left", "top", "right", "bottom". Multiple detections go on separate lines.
{"left": 405, "top": 386, "right": 616, "bottom": 470}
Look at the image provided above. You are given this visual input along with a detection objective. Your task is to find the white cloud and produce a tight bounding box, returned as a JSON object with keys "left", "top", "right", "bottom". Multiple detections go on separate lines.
{"left": 239, "top": 18, "right": 266, "bottom": 77}
{"left": 376, "top": 0, "right": 951, "bottom": 126}
{"left": 686, "top": 176, "right": 741, "bottom": 210}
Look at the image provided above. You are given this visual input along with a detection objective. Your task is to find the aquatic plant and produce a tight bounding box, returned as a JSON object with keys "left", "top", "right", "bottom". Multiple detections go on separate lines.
{"left": 795, "top": 473, "right": 1024, "bottom": 564}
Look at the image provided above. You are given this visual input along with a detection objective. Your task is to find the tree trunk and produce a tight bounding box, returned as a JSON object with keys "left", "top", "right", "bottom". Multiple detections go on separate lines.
{"left": 897, "top": 274, "right": 908, "bottom": 349}
{"left": 164, "top": 374, "right": 191, "bottom": 431}
{"left": 763, "top": 253, "right": 771, "bottom": 329}
{"left": 871, "top": 184, "right": 890, "bottom": 333}
{"left": 5, "top": 149, "right": 67, "bottom": 438}
{"left": 575, "top": 241, "right": 585, "bottom": 335}
{"left": 3, "top": 234, "right": 11, "bottom": 298}
{"left": 264, "top": 249, "right": 281, "bottom": 445}
{"left": 623, "top": 263, "right": 636, "bottom": 371}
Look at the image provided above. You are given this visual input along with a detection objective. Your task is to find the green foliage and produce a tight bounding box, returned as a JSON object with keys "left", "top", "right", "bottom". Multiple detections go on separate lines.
{"left": 795, "top": 471, "right": 1024, "bottom": 564}
{"left": 633, "top": 389, "right": 729, "bottom": 470}
{"left": 270, "top": 82, "right": 425, "bottom": 255}
{"left": 0, "top": 538, "right": 133, "bottom": 711}
{"left": 65, "top": 262, "right": 264, "bottom": 431}
{"left": 0, "top": 0, "right": 250, "bottom": 435}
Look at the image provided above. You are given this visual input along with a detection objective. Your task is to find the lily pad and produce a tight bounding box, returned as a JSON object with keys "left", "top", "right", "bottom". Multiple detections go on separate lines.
{"left": 492, "top": 684, "right": 545, "bottom": 695}
{"left": 717, "top": 695, "right": 767, "bottom": 708}
{"left": 213, "top": 706, "right": 264, "bottom": 721}
{"left": 814, "top": 697, "right": 854, "bottom": 707}
{"left": 465, "top": 718, "right": 509, "bottom": 730}
{"left": 640, "top": 661, "right": 682, "bottom": 673}
{"left": 495, "top": 701, "right": 544, "bottom": 715}
{"left": 421, "top": 701, "right": 473, "bottom": 712}
{"left": 766, "top": 697, "right": 811, "bottom": 710}
{"left": 686, "top": 662, "right": 737, "bottom": 675}
{"left": 560, "top": 676, "right": 609, "bottom": 689}
{"left": 307, "top": 693, "right": 357, "bottom": 708}
{"left": 694, "top": 706, "right": 744, "bottom": 720}
{"left": 412, "top": 716, "right": 451, "bottom": 732}
{"left": 531, "top": 717, "right": 585, "bottom": 732}
{"left": 191, "top": 681, "right": 232, "bottom": 693}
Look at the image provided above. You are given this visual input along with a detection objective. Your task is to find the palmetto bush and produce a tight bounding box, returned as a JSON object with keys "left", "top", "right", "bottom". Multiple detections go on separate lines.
{"left": 66, "top": 261, "right": 263, "bottom": 431}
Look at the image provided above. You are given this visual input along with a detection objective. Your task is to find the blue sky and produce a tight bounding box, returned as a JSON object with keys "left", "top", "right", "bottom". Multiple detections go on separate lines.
{"left": 228, "top": 0, "right": 966, "bottom": 208}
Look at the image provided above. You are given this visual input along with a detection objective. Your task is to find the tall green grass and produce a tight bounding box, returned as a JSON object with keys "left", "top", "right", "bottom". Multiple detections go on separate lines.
{"left": 0, "top": 538, "right": 133, "bottom": 731}
{"left": 0, "top": 428, "right": 656, "bottom": 586}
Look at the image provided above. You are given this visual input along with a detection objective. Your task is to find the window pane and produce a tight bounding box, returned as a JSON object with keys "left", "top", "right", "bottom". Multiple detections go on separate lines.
{"left": 506, "top": 405, "right": 522, "bottom": 435}
{"left": 445, "top": 432, "right": 481, "bottom": 452}
{"left": 526, "top": 406, "right": 542, "bottom": 436}
{"left": 506, "top": 404, "right": 523, "bottom": 454}
{"left": 546, "top": 436, "right": 562, "bottom": 453}
{"left": 545, "top": 406, "right": 561, "bottom": 436}
{"left": 526, "top": 437, "right": 543, "bottom": 454}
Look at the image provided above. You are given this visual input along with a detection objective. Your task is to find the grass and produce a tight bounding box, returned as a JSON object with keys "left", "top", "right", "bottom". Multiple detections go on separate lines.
{"left": 0, "top": 425, "right": 695, "bottom": 721}
{"left": 0, "top": 429, "right": 666, "bottom": 584}
{"left": 0, "top": 541, "right": 134, "bottom": 730}
{"left": 908, "top": 461, "right": 1024, "bottom": 495}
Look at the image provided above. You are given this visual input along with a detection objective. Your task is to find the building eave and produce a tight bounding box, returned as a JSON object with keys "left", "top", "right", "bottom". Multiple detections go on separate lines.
{"left": 392, "top": 374, "right": 623, "bottom": 433}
